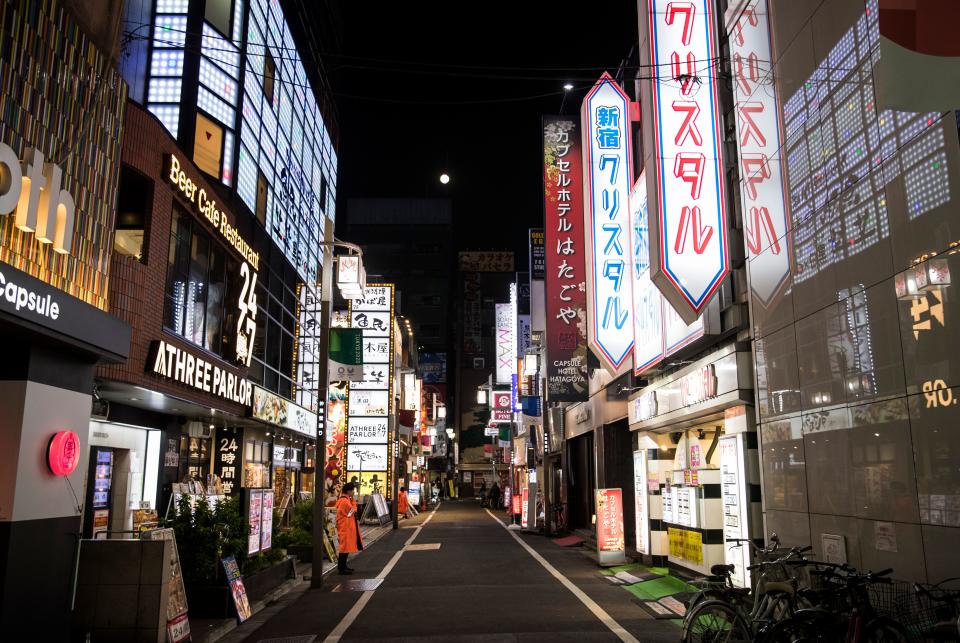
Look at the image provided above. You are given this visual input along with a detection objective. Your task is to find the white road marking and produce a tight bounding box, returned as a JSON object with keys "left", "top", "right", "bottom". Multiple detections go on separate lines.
{"left": 484, "top": 509, "right": 640, "bottom": 643}
{"left": 322, "top": 502, "right": 441, "bottom": 643}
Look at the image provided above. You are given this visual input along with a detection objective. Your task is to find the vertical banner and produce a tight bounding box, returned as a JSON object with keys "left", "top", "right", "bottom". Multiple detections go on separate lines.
{"left": 629, "top": 174, "right": 705, "bottom": 373}
{"left": 633, "top": 451, "right": 650, "bottom": 555}
{"left": 543, "top": 116, "right": 588, "bottom": 401}
{"left": 347, "top": 285, "right": 396, "bottom": 498}
{"left": 529, "top": 228, "right": 546, "bottom": 280}
{"left": 720, "top": 434, "right": 750, "bottom": 587}
{"left": 595, "top": 488, "right": 626, "bottom": 565}
{"left": 629, "top": 174, "right": 665, "bottom": 374}
{"left": 521, "top": 486, "right": 530, "bottom": 528}
{"left": 462, "top": 271, "right": 482, "bottom": 354}
{"left": 645, "top": 0, "right": 729, "bottom": 323}
{"left": 582, "top": 73, "right": 634, "bottom": 374}
{"left": 495, "top": 301, "right": 515, "bottom": 384}
{"left": 727, "top": 0, "right": 791, "bottom": 307}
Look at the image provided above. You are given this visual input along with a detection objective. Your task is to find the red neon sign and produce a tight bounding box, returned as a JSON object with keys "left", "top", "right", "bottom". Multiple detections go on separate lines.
{"left": 48, "top": 431, "right": 80, "bottom": 476}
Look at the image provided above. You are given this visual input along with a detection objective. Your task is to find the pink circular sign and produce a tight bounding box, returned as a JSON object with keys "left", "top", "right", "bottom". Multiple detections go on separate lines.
{"left": 48, "top": 431, "right": 80, "bottom": 477}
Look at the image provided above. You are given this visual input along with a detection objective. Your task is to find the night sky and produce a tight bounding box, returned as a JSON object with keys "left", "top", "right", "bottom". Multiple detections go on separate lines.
{"left": 334, "top": 2, "right": 639, "bottom": 270}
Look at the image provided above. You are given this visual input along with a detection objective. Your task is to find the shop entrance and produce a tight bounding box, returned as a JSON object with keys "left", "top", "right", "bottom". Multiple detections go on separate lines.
{"left": 566, "top": 431, "right": 595, "bottom": 531}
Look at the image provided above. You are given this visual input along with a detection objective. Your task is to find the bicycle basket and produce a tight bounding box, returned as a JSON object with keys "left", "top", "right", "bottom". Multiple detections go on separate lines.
{"left": 897, "top": 587, "right": 960, "bottom": 638}
{"left": 868, "top": 579, "right": 914, "bottom": 620}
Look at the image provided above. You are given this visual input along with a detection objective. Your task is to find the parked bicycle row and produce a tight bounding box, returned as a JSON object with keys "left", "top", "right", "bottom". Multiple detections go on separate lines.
{"left": 681, "top": 535, "right": 960, "bottom": 643}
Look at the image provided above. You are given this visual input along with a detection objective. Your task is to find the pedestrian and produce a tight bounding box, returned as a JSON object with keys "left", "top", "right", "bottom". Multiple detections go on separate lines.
{"left": 433, "top": 478, "right": 443, "bottom": 502}
{"left": 397, "top": 486, "right": 409, "bottom": 518}
{"left": 336, "top": 482, "right": 363, "bottom": 574}
{"left": 479, "top": 479, "right": 487, "bottom": 499}
{"left": 489, "top": 480, "right": 501, "bottom": 510}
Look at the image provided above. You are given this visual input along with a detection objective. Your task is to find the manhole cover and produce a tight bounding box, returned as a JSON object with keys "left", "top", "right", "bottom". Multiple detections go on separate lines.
{"left": 257, "top": 637, "right": 317, "bottom": 643}
{"left": 405, "top": 543, "right": 441, "bottom": 551}
{"left": 330, "top": 578, "right": 385, "bottom": 592}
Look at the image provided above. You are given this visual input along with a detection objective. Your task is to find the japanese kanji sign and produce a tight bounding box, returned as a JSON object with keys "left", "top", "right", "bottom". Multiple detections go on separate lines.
{"left": 629, "top": 174, "right": 705, "bottom": 374}
{"left": 543, "top": 116, "right": 588, "bottom": 401}
{"left": 582, "top": 74, "right": 634, "bottom": 374}
{"left": 644, "top": 0, "right": 729, "bottom": 323}
{"left": 347, "top": 284, "right": 395, "bottom": 497}
{"left": 728, "top": 0, "right": 791, "bottom": 307}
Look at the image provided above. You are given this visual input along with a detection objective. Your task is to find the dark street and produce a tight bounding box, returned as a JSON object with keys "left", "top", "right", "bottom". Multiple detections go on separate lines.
{"left": 224, "top": 502, "right": 678, "bottom": 642}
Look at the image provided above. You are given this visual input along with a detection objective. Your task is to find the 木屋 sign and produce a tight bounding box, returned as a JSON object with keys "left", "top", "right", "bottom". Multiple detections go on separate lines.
{"left": 166, "top": 155, "right": 259, "bottom": 270}
{"left": 148, "top": 339, "right": 253, "bottom": 406}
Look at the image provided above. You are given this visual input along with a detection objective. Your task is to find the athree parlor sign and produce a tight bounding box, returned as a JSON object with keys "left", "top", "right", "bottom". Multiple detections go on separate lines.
{"left": 148, "top": 340, "right": 253, "bottom": 406}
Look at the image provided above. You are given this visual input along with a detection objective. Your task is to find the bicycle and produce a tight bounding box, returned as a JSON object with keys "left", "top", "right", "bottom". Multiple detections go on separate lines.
{"left": 908, "top": 578, "right": 960, "bottom": 641}
{"left": 764, "top": 565, "right": 910, "bottom": 643}
{"left": 685, "top": 536, "right": 784, "bottom": 612}
{"left": 682, "top": 540, "right": 815, "bottom": 643}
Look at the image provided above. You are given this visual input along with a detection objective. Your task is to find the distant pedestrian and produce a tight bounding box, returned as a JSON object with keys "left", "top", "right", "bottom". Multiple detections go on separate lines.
{"left": 397, "top": 486, "right": 410, "bottom": 517}
{"left": 336, "top": 483, "right": 363, "bottom": 574}
{"left": 479, "top": 480, "right": 487, "bottom": 498}
{"left": 489, "top": 481, "right": 501, "bottom": 509}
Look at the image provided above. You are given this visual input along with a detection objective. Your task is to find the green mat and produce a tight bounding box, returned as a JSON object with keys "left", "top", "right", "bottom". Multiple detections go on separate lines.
{"left": 623, "top": 575, "right": 697, "bottom": 601}
{"left": 598, "top": 562, "right": 645, "bottom": 576}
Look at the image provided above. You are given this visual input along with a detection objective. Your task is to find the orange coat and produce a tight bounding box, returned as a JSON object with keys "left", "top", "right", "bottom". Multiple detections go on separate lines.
{"left": 397, "top": 490, "right": 409, "bottom": 515}
{"left": 336, "top": 495, "right": 360, "bottom": 554}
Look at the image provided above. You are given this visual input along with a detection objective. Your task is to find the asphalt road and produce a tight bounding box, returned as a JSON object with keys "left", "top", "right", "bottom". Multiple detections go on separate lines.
{"left": 228, "top": 501, "right": 680, "bottom": 643}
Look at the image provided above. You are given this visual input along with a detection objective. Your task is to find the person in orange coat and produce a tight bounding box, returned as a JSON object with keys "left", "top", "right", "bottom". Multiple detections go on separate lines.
{"left": 336, "top": 482, "right": 362, "bottom": 574}
{"left": 397, "top": 486, "right": 410, "bottom": 518}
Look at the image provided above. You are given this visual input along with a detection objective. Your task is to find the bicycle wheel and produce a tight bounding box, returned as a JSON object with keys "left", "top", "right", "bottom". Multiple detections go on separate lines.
{"left": 763, "top": 610, "right": 840, "bottom": 643}
{"left": 681, "top": 599, "right": 751, "bottom": 643}
{"left": 862, "top": 617, "right": 910, "bottom": 643}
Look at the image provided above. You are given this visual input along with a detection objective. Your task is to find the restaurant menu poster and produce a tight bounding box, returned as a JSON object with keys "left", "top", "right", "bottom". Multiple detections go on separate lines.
{"left": 248, "top": 490, "right": 263, "bottom": 555}
{"left": 221, "top": 556, "right": 253, "bottom": 623}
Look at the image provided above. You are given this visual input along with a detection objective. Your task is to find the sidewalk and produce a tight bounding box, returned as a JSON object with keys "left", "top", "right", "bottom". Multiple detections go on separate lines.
{"left": 191, "top": 513, "right": 425, "bottom": 643}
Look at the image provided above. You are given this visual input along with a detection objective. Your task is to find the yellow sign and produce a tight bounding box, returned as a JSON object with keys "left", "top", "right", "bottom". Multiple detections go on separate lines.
{"left": 166, "top": 155, "right": 259, "bottom": 270}
{"left": 668, "top": 527, "right": 703, "bottom": 565}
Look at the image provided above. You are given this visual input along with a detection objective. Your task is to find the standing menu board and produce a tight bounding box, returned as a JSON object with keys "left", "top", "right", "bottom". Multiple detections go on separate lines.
{"left": 595, "top": 488, "right": 626, "bottom": 566}
{"left": 221, "top": 556, "right": 252, "bottom": 622}
{"left": 142, "top": 528, "right": 190, "bottom": 642}
{"left": 720, "top": 434, "right": 750, "bottom": 587}
{"left": 245, "top": 489, "right": 274, "bottom": 555}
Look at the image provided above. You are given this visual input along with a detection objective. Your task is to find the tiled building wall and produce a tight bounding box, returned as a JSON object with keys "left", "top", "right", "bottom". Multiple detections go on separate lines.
{"left": 0, "top": 0, "right": 127, "bottom": 309}
{"left": 746, "top": 0, "right": 960, "bottom": 583}
{"left": 96, "top": 104, "right": 251, "bottom": 417}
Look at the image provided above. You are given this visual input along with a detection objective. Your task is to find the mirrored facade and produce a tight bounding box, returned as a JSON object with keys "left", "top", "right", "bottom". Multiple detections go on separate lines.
{"left": 744, "top": 0, "right": 960, "bottom": 582}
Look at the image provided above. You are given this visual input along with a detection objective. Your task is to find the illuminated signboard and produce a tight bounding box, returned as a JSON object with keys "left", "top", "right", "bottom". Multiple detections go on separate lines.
{"left": 727, "top": 0, "right": 791, "bottom": 307}
{"left": 495, "top": 302, "right": 515, "bottom": 384}
{"left": 543, "top": 116, "right": 588, "bottom": 401}
{"left": 148, "top": 339, "right": 253, "bottom": 406}
{"left": 250, "top": 385, "right": 317, "bottom": 438}
{"left": 596, "top": 488, "right": 626, "bottom": 565}
{"left": 645, "top": 0, "right": 729, "bottom": 322}
{"left": 346, "top": 285, "right": 396, "bottom": 498}
{"left": 581, "top": 73, "right": 634, "bottom": 374}
{"left": 629, "top": 174, "right": 704, "bottom": 374}
{"left": 237, "top": 0, "right": 337, "bottom": 283}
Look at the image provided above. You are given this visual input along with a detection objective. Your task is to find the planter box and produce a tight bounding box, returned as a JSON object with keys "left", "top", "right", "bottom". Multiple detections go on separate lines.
{"left": 243, "top": 557, "right": 296, "bottom": 603}
{"left": 185, "top": 558, "right": 295, "bottom": 619}
{"left": 287, "top": 544, "right": 313, "bottom": 564}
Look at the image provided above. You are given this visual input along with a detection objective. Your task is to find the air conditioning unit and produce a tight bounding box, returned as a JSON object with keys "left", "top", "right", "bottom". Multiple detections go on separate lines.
{"left": 187, "top": 421, "right": 213, "bottom": 439}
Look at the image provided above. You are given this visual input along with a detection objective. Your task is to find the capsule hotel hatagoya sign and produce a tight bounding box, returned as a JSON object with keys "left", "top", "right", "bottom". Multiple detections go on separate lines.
{"left": 581, "top": 73, "right": 634, "bottom": 375}
{"left": 644, "top": 0, "right": 729, "bottom": 323}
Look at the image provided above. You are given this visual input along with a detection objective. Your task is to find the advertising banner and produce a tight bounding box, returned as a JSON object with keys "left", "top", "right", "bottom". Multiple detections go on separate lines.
{"left": 495, "top": 302, "right": 515, "bottom": 384}
{"left": 221, "top": 556, "right": 253, "bottom": 623}
{"left": 644, "top": 0, "right": 729, "bottom": 323}
{"left": 633, "top": 452, "right": 649, "bottom": 555}
{"left": 727, "top": 0, "right": 791, "bottom": 308}
{"left": 347, "top": 285, "right": 396, "bottom": 497}
{"left": 596, "top": 488, "right": 626, "bottom": 565}
{"left": 543, "top": 116, "right": 588, "bottom": 401}
{"left": 247, "top": 490, "right": 263, "bottom": 555}
{"left": 629, "top": 175, "right": 705, "bottom": 374}
{"left": 419, "top": 352, "right": 447, "bottom": 383}
{"left": 521, "top": 486, "right": 530, "bottom": 529}
{"left": 491, "top": 389, "right": 512, "bottom": 423}
{"left": 462, "top": 271, "right": 482, "bottom": 354}
{"left": 529, "top": 228, "right": 546, "bottom": 280}
{"left": 250, "top": 385, "right": 317, "bottom": 437}
{"left": 582, "top": 74, "right": 635, "bottom": 374}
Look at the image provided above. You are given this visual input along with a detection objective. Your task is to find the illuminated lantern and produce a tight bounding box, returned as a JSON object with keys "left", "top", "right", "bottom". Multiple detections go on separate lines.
{"left": 48, "top": 431, "right": 80, "bottom": 476}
